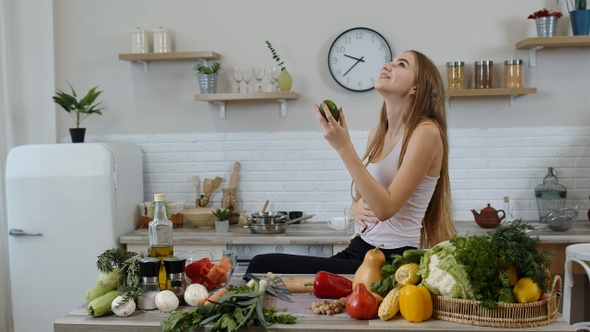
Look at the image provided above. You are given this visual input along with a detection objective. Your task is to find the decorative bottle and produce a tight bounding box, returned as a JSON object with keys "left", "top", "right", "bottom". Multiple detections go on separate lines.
{"left": 149, "top": 193, "right": 174, "bottom": 290}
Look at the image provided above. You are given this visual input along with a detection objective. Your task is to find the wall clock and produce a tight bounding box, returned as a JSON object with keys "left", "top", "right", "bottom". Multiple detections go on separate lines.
{"left": 328, "top": 27, "right": 393, "bottom": 92}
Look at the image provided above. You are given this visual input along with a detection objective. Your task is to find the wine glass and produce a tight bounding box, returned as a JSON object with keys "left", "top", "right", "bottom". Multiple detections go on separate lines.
{"left": 271, "top": 66, "right": 281, "bottom": 91}
{"left": 232, "top": 67, "right": 243, "bottom": 93}
{"left": 266, "top": 66, "right": 277, "bottom": 92}
{"left": 253, "top": 66, "right": 265, "bottom": 92}
{"left": 242, "top": 68, "right": 252, "bottom": 93}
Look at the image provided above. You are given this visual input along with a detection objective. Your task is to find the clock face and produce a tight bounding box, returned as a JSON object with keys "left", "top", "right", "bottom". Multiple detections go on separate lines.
{"left": 328, "top": 27, "right": 393, "bottom": 92}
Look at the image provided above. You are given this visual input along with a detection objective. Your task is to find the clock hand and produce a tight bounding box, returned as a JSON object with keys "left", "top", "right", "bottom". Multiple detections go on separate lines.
{"left": 343, "top": 56, "right": 364, "bottom": 77}
{"left": 344, "top": 54, "right": 365, "bottom": 62}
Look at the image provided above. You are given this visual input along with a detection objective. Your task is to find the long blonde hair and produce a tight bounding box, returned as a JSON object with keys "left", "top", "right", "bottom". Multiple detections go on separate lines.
{"left": 356, "top": 50, "right": 456, "bottom": 248}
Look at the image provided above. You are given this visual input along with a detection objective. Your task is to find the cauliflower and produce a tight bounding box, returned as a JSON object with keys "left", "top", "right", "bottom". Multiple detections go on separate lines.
{"left": 418, "top": 240, "right": 473, "bottom": 299}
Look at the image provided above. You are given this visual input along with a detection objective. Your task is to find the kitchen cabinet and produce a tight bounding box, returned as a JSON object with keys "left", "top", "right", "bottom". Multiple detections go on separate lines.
{"left": 118, "top": 51, "right": 220, "bottom": 73}
{"left": 195, "top": 91, "right": 300, "bottom": 119}
{"left": 515, "top": 35, "right": 590, "bottom": 67}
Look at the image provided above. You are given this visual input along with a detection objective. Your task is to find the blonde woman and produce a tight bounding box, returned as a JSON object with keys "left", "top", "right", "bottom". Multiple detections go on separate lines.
{"left": 246, "top": 50, "right": 456, "bottom": 274}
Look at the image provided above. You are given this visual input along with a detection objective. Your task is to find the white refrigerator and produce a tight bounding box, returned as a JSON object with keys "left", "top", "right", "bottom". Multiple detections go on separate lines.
{"left": 5, "top": 142, "right": 144, "bottom": 332}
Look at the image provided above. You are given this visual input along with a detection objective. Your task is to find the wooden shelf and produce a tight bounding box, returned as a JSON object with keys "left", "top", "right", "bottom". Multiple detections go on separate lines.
{"left": 195, "top": 91, "right": 300, "bottom": 119}
{"left": 119, "top": 51, "right": 220, "bottom": 72}
{"left": 445, "top": 88, "right": 537, "bottom": 108}
{"left": 515, "top": 36, "right": 590, "bottom": 66}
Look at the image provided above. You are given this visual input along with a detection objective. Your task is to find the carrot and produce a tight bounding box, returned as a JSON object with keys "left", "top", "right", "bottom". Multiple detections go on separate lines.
{"left": 219, "top": 256, "right": 234, "bottom": 272}
{"left": 204, "top": 288, "right": 229, "bottom": 305}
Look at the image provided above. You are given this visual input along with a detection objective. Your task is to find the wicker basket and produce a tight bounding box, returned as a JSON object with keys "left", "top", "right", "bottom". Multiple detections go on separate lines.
{"left": 139, "top": 202, "right": 183, "bottom": 229}
{"left": 431, "top": 275, "right": 561, "bottom": 328}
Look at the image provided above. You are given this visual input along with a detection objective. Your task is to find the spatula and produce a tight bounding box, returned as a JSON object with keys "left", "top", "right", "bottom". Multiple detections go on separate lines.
{"left": 211, "top": 176, "right": 223, "bottom": 194}
{"left": 203, "top": 178, "right": 213, "bottom": 198}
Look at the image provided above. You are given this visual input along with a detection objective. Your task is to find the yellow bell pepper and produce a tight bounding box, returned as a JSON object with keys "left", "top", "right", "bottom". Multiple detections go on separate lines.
{"left": 399, "top": 285, "right": 433, "bottom": 323}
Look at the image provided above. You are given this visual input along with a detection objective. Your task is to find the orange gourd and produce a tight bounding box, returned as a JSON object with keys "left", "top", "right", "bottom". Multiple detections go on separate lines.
{"left": 399, "top": 285, "right": 433, "bottom": 323}
{"left": 352, "top": 244, "right": 386, "bottom": 293}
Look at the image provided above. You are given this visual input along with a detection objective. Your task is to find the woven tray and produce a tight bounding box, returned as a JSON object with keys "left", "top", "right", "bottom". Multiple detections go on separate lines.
{"left": 432, "top": 275, "right": 561, "bottom": 328}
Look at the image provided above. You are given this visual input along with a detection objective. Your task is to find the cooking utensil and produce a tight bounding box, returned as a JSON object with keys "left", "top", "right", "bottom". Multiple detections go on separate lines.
{"left": 261, "top": 200, "right": 269, "bottom": 213}
{"left": 193, "top": 176, "right": 200, "bottom": 196}
{"left": 546, "top": 207, "right": 579, "bottom": 231}
{"left": 203, "top": 178, "right": 213, "bottom": 198}
{"left": 245, "top": 214, "right": 315, "bottom": 234}
{"left": 228, "top": 162, "right": 240, "bottom": 195}
{"left": 267, "top": 272, "right": 291, "bottom": 295}
{"left": 242, "top": 273, "right": 293, "bottom": 302}
{"left": 211, "top": 176, "right": 223, "bottom": 193}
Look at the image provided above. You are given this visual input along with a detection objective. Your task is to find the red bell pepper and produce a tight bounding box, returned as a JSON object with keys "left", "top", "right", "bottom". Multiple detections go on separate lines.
{"left": 313, "top": 271, "right": 353, "bottom": 299}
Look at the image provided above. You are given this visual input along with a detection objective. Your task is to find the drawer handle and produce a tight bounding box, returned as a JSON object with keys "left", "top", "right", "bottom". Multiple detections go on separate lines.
{"left": 8, "top": 228, "right": 42, "bottom": 236}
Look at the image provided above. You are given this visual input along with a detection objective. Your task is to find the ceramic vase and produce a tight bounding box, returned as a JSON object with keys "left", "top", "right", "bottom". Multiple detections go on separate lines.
{"left": 278, "top": 68, "right": 292, "bottom": 92}
{"left": 570, "top": 9, "right": 590, "bottom": 35}
{"left": 536, "top": 16, "right": 559, "bottom": 37}
{"left": 69, "top": 128, "right": 86, "bottom": 143}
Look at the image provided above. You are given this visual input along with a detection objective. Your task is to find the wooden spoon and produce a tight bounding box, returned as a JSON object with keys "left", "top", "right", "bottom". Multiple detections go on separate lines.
{"left": 193, "top": 176, "right": 200, "bottom": 196}
{"left": 211, "top": 176, "right": 223, "bottom": 193}
{"left": 261, "top": 199, "right": 269, "bottom": 213}
{"left": 203, "top": 178, "right": 213, "bottom": 198}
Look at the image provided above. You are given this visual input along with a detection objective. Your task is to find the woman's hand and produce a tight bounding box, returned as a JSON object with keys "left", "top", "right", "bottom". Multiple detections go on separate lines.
{"left": 314, "top": 102, "right": 354, "bottom": 155}
{"left": 350, "top": 198, "right": 377, "bottom": 229}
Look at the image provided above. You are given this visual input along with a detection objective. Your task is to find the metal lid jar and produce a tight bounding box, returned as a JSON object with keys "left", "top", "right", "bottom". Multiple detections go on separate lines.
{"left": 446, "top": 61, "right": 465, "bottom": 90}
{"left": 535, "top": 167, "right": 567, "bottom": 223}
{"left": 504, "top": 59, "right": 523, "bottom": 88}
{"left": 474, "top": 60, "right": 493, "bottom": 89}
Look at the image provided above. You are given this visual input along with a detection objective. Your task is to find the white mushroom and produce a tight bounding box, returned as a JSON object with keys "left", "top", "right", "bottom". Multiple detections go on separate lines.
{"left": 155, "top": 290, "right": 179, "bottom": 312}
{"left": 111, "top": 295, "right": 136, "bottom": 317}
{"left": 184, "top": 283, "right": 209, "bottom": 307}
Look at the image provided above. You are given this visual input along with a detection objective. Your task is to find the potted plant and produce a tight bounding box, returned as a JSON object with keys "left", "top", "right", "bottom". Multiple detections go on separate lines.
{"left": 212, "top": 208, "right": 230, "bottom": 221}
{"left": 266, "top": 40, "right": 292, "bottom": 92}
{"left": 194, "top": 62, "right": 221, "bottom": 94}
{"left": 528, "top": 8, "right": 563, "bottom": 37}
{"left": 52, "top": 82, "right": 104, "bottom": 143}
{"left": 560, "top": 0, "right": 590, "bottom": 35}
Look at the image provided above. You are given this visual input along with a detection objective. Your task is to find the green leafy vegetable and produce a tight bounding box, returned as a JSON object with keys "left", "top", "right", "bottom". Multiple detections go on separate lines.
{"left": 161, "top": 281, "right": 296, "bottom": 332}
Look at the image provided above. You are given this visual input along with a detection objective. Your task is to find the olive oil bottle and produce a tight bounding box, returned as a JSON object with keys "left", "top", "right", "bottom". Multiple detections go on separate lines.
{"left": 149, "top": 193, "right": 174, "bottom": 290}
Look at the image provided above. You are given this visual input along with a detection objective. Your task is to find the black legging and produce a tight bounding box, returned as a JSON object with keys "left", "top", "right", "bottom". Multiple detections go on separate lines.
{"left": 245, "top": 236, "right": 415, "bottom": 274}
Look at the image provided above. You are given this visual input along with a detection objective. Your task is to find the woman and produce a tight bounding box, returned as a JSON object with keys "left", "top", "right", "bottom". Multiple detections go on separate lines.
{"left": 246, "top": 50, "right": 456, "bottom": 275}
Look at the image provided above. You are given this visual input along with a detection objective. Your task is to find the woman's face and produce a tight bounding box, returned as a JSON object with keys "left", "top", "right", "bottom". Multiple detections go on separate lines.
{"left": 375, "top": 51, "right": 417, "bottom": 97}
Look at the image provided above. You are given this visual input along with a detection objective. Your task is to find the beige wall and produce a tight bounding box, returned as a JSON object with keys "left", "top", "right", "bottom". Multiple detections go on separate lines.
{"left": 52, "top": 0, "right": 590, "bottom": 139}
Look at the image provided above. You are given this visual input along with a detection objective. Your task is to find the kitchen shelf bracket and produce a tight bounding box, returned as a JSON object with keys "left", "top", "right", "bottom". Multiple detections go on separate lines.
{"left": 213, "top": 101, "right": 226, "bottom": 119}
{"left": 278, "top": 99, "right": 288, "bottom": 117}
{"left": 528, "top": 46, "right": 543, "bottom": 67}
{"left": 138, "top": 60, "right": 149, "bottom": 73}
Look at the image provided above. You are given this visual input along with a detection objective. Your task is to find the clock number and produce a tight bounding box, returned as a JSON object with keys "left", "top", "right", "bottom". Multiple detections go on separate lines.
{"left": 357, "top": 81, "right": 363, "bottom": 88}
{"left": 344, "top": 36, "right": 352, "bottom": 44}
{"left": 355, "top": 31, "right": 364, "bottom": 40}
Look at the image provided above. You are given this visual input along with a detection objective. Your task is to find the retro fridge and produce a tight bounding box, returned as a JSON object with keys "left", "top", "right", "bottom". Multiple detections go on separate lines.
{"left": 5, "top": 142, "right": 144, "bottom": 332}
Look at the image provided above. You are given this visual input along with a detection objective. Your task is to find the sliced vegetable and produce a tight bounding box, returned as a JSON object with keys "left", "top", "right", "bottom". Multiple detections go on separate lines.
{"left": 313, "top": 271, "right": 352, "bottom": 299}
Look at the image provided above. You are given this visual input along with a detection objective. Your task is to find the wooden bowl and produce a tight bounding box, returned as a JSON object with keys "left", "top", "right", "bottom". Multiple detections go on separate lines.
{"left": 182, "top": 208, "right": 216, "bottom": 229}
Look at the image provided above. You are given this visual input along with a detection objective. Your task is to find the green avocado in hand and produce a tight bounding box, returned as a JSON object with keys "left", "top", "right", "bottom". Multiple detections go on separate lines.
{"left": 319, "top": 99, "right": 339, "bottom": 122}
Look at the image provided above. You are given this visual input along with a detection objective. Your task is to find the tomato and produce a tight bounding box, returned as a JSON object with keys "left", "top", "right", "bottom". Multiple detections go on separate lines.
{"left": 184, "top": 257, "right": 229, "bottom": 290}
{"left": 346, "top": 283, "right": 379, "bottom": 320}
{"left": 185, "top": 258, "right": 211, "bottom": 279}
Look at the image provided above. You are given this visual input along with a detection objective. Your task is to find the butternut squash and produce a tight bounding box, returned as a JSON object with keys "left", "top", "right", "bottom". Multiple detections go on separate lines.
{"left": 352, "top": 244, "right": 386, "bottom": 293}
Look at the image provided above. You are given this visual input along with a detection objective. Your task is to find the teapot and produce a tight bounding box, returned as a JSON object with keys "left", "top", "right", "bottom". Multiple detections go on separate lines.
{"left": 471, "top": 204, "right": 505, "bottom": 229}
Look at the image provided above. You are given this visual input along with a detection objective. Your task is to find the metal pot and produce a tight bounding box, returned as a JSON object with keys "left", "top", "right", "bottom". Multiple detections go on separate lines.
{"left": 244, "top": 214, "right": 315, "bottom": 234}
{"left": 248, "top": 211, "right": 288, "bottom": 225}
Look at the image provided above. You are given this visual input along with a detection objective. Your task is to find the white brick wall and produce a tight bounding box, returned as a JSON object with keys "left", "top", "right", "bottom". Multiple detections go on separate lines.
{"left": 89, "top": 127, "right": 590, "bottom": 223}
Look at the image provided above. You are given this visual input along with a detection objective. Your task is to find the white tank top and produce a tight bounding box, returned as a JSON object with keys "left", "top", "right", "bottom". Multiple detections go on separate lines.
{"left": 354, "top": 138, "right": 439, "bottom": 249}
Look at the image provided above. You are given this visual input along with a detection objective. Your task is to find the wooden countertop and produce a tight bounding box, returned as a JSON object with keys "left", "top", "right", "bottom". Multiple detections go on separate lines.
{"left": 119, "top": 220, "right": 590, "bottom": 246}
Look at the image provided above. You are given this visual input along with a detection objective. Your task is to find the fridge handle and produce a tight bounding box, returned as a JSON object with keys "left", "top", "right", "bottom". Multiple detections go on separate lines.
{"left": 8, "top": 228, "right": 42, "bottom": 236}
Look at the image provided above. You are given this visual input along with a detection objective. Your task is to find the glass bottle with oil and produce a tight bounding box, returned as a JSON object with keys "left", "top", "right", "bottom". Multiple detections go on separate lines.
{"left": 149, "top": 193, "right": 174, "bottom": 290}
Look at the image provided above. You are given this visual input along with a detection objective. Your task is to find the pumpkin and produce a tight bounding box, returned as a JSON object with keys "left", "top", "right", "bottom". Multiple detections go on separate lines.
{"left": 352, "top": 244, "right": 386, "bottom": 292}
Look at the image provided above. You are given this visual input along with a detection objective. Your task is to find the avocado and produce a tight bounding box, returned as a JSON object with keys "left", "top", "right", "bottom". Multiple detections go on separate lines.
{"left": 319, "top": 99, "right": 339, "bottom": 122}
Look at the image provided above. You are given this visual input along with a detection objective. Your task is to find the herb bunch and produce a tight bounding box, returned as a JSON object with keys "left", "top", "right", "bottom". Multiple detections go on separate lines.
{"left": 265, "top": 41, "right": 284, "bottom": 69}
{"left": 161, "top": 280, "right": 296, "bottom": 332}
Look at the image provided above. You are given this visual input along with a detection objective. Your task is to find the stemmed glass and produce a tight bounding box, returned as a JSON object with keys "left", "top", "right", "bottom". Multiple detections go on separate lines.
{"left": 271, "top": 66, "right": 281, "bottom": 91}
{"left": 242, "top": 68, "right": 252, "bottom": 93}
{"left": 253, "top": 66, "right": 265, "bottom": 92}
{"left": 266, "top": 66, "right": 278, "bottom": 92}
{"left": 232, "top": 67, "right": 243, "bottom": 93}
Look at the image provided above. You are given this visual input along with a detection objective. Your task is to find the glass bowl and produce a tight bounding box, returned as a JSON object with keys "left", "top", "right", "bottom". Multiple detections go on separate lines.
{"left": 546, "top": 207, "right": 579, "bottom": 231}
{"left": 176, "top": 249, "right": 237, "bottom": 291}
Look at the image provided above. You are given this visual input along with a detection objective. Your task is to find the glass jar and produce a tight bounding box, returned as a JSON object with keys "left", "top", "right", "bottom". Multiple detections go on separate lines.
{"left": 504, "top": 59, "right": 523, "bottom": 88}
{"left": 446, "top": 61, "right": 465, "bottom": 90}
{"left": 474, "top": 60, "right": 493, "bottom": 89}
{"left": 137, "top": 257, "right": 161, "bottom": 310}
{"left": 534, "top": 167, "right": 567, "bottom": 223}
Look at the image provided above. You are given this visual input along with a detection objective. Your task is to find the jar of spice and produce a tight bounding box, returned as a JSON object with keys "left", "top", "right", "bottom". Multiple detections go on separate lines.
{"left": 137, "top": 257, "right": 161, "bottom": 310}
{"left": 504, "top": 59, "right": 523, "bottom": 88}
{"left": 474, "top": 60, "right": 493, "bottom": 89}
{"left": 446, "top": 61, "right": 465, "bottom": 90}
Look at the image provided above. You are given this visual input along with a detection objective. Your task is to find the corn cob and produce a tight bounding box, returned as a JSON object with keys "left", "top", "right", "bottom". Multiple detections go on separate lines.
{"left": 395, "top": 263, "right": 421, "bottom": 286}
{"left": 87, "top": 290, "right": 119, "bottom": 317}
{"left": 378, "top": 285, "right": 401, "bottom": 321}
